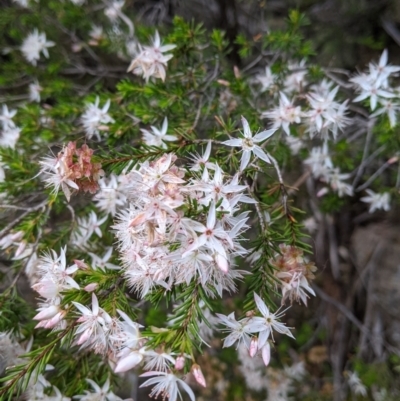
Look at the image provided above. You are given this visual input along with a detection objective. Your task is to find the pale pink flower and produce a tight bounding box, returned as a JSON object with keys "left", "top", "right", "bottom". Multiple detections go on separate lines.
{"left": 262, "top": 92, "right": 302, "bottom": 135}
{"left": 127, "top": 31, "right": 176, "bottom": 82}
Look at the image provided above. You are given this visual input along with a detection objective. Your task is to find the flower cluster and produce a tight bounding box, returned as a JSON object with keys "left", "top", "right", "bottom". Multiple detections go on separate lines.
{"left": 270, "top": 244, "right": 317, "bottom": 305}
{"left": 351, "top": 49, "right": 400, "bottom": 116}
{"left": 127, "top": 31, "right": 176, "bottom": 82}
{"left": 113, "top": 152, "right": 252, "bottom": 299}
{"left": 39, "top": 142, "right": 104, "bottom": 201}
{"left": 31, "top": 248, "right": 77, "bottom": 330}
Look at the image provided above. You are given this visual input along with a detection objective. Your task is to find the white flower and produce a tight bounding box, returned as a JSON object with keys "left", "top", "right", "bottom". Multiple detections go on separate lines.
{"left": 347, "top": 371, "right": 367, "bottom": 397}
{"left": 0, "top": 127, "right": 21, "bottom": 149}
{"left": 113, "top": 309, "right": 144, "bottom": 373}
{"left": 72, "top": 293, "right": 111, "bottom": 353}
{"left": 32, "top": 247, "right": 80, "bottom": 300}
{"left": 371, "top": 99, "right": 400, "bottom": 127}
{"left": 223, "top": 116, "right": 276, "bottom": 171}
{"left": 127, "top": 31, "right": 176, "bottom": 82}
{"left": 81, "top": 97, "right": 114, "bottom": 141}
{"left": 0, "top": 161, "right": 5, "bottom": 182}
{"left": 39, "top": 155, "right": 79, "bottom": 202}
{"left": 89, "top": 25, "right": 105, "bottom": 44}
{"left": 285, "top": 135, "right": 303, "bottom": 155}
{"left": 188, "top": 141, "right": 215, "bottom": 171}
{"left": 252, "top": 293, "right": 295, "bottom": 345}
{"left": 361, "top": 189, "right": 390, "bottom": 213}
{"left": 21, "top": 29, "right": 55, "bottom": 66}
{"left": 216, "top": 312, "right": 255, "bottom": 349}
{"left": 74, "top": 378, "right": 128, "bottom": 401}
{"left": 141, "top": 118, "right": 177, "bottom": 148}
{"left": 89, "top": 247, "right": 119, "bottom": 270}
{"left": 70, "top": 211, "right": 108, "bottom": 248}
{"left": 368, "top": 49, "right": 400, "bottom": 88}
{"left": 0, "top": 104, "right": 17, "bottom": 130}
{"left": 140, "top": 371, "right": 195, "bottom": 401}
{"left": 143, "top": 350, "right": 176, "bottom": 372}
{"left": 284, "top": 59, "right": 307, "bottom": 93}
{"left": 94, "top": 174, "right": 127, "bottom": 216}
{"left": 304, "top": 142, "right": 333, "bottom": 179}
{"left": 352, "top": 79, "right": 395, "bottom": 111}
{"left": 104, "top": 1, "right": 125, "bottom": 22}
{"left": 181, "top": 202, "right": 232, "bottom": 271}
{"left": 29, "top": 81, "right": 43, "bottom": 102}
{"left": 255, "top": 66, "right": 276, "bottom": 92}
{"left": 262, "top": 92, "right": 302, "bottom": 135}
{"left": 325, "top": 168, "right": 353, "bottom": 197}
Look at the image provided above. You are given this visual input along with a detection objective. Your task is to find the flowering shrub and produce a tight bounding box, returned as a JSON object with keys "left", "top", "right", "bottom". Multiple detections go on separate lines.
{"left": 0, "top": 2, "right": 399, "bottom": 401}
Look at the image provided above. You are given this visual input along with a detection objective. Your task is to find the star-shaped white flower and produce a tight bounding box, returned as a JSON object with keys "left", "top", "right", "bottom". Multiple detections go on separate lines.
{"left": 21, "top": 29, "right": 55, "bottom": 66}
{"left": 140, "top": 371, "right": 195, "bottom": 401}
{"left": 140, "top": 117, "right": 177, "bottom": 149}
{"left": 361, "top": 189, "right": 390, "bottom": 213}
{"left": 252, "top": 292, "right": 295, "bottom": 347}
{"left": 223, "top": 116, "right": 276, "bottom": 171}
{"left": 0, "top": 104, "right": 17, "bottom": 130}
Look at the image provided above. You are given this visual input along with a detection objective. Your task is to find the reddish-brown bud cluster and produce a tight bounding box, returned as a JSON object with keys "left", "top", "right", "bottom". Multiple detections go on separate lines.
{"left": 60, "top": 141, "right": 104, "bottom": 196}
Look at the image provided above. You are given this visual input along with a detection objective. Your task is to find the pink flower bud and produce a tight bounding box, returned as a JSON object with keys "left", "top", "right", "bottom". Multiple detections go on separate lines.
{"left": 33, "top": 305, "right": 59, "bottom": 321}
{"left": 10, "top": 231, "right": 24, "bottom": 242}
{"left": 14, "top": 241, "right": 27, "bottom": 258}
{"left": 74, "top": 259, "right": 88, "bottom": 269}
{"left": 84, "top": 283, "right": 99, "bottom": 292}
{"left": 44, "top": 311, "right": 66, "bottom": 328}
{"left": 249, "top": 337, "right": 258, "bottom": 358}
{"left": 262, "top": 343, "right": 271, "bottom": 366}
{"left": 77, "top": 328, "right": 92, "bottom": 345}
{"left": 316, "top": 187, "right": 329, "bottom": 197}
{"left": 192, "top": 364, "right": 206, "bottom": 388}
{"left": 175, "top": 356, "right": 185, "bottom": 370}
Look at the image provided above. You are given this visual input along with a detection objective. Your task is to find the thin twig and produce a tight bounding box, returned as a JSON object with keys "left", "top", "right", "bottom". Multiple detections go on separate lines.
{"left": 352, "top": 118, "right": 375, "bottom": 188}
{"left": 0, "top": 201, "right": 47, "bottom": 239}
{"left": 355, "top": 161, "right": 391, "bottom": 192}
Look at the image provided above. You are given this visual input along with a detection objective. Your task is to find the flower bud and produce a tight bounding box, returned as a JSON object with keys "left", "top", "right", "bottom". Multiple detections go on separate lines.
{"left": 175, "top": 355, "right": 185, "bottom": 370}
{"left": 249, "top": 337, "right": 258, "bottom": 358}
{"left": 14, "top": 241, "right": 27, "bottom": 258}
{"left": 33, "top": 305, "right": 59, "bottom": 321}
{"left": 192, "top": 364, "right": 206, "bottom": 387}
{"left": 84, "top": 283, "right": 99, "bottom": 292}
{"left": 317, "top": 187, "right": 329, "bottom": 197}
{"left": 74, "top": 259, "right": 88, "bottom": 270}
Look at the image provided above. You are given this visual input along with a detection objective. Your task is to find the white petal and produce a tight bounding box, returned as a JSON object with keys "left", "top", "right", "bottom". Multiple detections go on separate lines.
{"left": 223, "top": 138, "right": 242, "bottom": 147}
{"left": 240, "top": 150, "right": 251, "bottom": 171}
{"left": 253, "top": 146, "right": 271, "bottom": 164}
{"left": 262, "top": 343, "right": 271, "bottom": 366}
{"left": 241, "top": 116, "right": 252, "bottom": 138}
{"left": 253, "top": 128, "right": 276, "bottom": 142}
